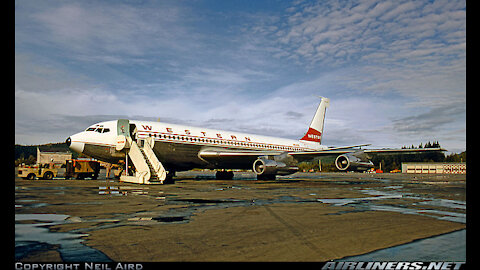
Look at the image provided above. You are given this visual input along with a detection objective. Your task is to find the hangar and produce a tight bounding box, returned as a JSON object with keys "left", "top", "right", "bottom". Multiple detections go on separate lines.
{"left": 401, "top": 162, "right": 466, "bottom": 174}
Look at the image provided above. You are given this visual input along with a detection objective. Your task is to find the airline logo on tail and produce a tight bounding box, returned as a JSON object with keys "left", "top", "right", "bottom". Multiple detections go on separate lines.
{"left": 301, "top": 128, "right": 323, "bottom": 143}
{"left": 300, "top": 97, "right": 329, "bottom": 144}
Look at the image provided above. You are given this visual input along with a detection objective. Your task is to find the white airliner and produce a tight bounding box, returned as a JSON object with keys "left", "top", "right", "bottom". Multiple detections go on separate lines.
{"left": 66, "top": 97, "right": 444, "bottom": 184}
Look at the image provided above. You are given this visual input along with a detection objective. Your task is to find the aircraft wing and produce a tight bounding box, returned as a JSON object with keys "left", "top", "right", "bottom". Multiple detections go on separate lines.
{"left": 288, "top": 147, "right": 446, "bottom": 162}
{"left": 198, "top": 146, "right": 446, "bottom": 169}
{"left": 199, "top": 146, "right": 445, "bottom": 161}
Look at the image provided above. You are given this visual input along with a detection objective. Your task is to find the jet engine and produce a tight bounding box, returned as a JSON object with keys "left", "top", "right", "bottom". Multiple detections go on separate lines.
{"left": 253, "top": 156, "right": 299, "bottom": 179}
{"left": 335, "top": 153, "right": 374, "bottom": 171}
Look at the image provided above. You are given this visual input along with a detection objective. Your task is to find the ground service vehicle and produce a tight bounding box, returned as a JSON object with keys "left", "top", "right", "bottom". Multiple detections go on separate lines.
{"left": 18, "top": 164, "right": 58, "bottom": 180}
{"left": 64, "top": 159, "right": 100, "bottom": 179}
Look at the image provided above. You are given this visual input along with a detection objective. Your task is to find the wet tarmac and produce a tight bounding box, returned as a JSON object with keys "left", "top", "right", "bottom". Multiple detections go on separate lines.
{"left": 15, "top": 214, "right": 111, "bottom": 262}
{"left": 15, "top": 170, "right": 466, "bottom": 262}
{"left": 339, "top": 229, "right": 466, "bottom": 261}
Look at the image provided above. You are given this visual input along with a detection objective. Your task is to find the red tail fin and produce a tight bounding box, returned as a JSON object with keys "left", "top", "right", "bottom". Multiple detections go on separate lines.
{"left": 299, "top": 97, "right": 329, "bottom": 144}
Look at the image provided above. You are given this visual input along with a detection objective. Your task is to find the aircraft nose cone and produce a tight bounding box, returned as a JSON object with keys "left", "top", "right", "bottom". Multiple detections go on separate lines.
{"left": 67, "top": 134, "right": 85, "bottom": 154}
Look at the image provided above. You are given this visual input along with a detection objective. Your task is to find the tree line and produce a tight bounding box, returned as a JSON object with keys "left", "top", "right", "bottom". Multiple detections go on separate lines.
{"left": 15, "top": 142, "right": 80, "bottom": 166}
{"left": 401, "top": 141, "right": 441, "bottom": 149}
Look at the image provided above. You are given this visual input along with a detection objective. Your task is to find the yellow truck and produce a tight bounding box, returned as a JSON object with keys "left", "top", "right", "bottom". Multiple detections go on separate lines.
{"left": 64, "top": 159, "right": 100, "bottom": 180}
{"left": 17, "top": 163, "right": 58, "bottom": 180}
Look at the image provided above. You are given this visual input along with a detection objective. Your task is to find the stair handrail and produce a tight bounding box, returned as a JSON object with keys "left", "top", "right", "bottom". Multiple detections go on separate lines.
{"left": 143, "top": 137, "right": 167, "bottom": 181}
{"left": 126, "top": 137, "right": 151, "bottom": 183}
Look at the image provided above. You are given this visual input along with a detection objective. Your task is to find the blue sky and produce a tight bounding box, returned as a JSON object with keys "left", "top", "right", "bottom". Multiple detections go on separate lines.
{"left": 15, "top": 0, "right": 466, "bottom": 153}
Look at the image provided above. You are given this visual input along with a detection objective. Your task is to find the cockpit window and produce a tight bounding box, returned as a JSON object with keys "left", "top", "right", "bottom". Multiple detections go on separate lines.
{"left": 86, "top": 125, "right": 109, "bottom": 133}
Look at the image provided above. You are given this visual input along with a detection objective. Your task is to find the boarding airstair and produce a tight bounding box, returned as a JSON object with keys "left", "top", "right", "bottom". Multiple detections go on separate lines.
{"left": 120, "top": 136, "right": 167, "bottom": 184}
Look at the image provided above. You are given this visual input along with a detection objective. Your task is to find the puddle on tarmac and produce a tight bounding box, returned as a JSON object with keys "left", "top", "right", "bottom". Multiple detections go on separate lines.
{"left": 153, "top": 216, "right": 186, "bottom": 223}
{"left": 15, "top": 214, "right": 111, "bottom": 262}
{"left": 171, "top": 198, "right": 244, "bottom": 204}
{"left": 317, "top": 194, "right": 402, "bottom": 206}
{"left": 338, "top": 229, "right": 466, "bottom": 261}
{"left": 317, "top": 188, "right": 466, "bottom": 224}
{"left": 98, "top": 186, "right": 152, "bottom": 196}
{"left": 416, "top": 198, "right": 466, "bottom": 210}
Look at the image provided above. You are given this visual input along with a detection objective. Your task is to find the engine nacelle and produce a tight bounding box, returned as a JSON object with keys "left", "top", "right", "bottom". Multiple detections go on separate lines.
{"left": 253, "top": 157, "right": 299, "bottom": 177}
{"left": 335, "top": 153, "right": 374, "bottom": 171}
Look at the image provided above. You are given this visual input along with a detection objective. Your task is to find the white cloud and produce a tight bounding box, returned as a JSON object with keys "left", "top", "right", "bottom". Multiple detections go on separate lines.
{"left": 261, "top": 0, "right": 465, "bottom": 70}
{"left": 18, "top": 2, "right": 193, "bottom": 64}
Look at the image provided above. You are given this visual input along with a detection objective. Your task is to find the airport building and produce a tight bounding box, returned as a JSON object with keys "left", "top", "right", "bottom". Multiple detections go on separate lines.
{"left": 401, "top": 162, "right": 466, "bottom": 174}
{"left": 37, "top": 146, "right": 72, "bottom": 165}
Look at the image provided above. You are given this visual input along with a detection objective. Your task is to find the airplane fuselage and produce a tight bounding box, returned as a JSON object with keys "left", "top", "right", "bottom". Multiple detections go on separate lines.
{"left": 68, "top": 120, "right": 327, "bottom": 172}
